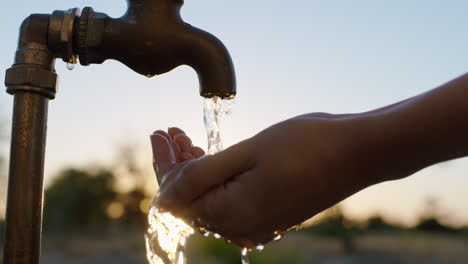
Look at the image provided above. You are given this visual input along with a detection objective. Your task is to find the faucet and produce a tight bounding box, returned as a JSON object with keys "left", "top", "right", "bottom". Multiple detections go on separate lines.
{"left": 3, "top": 0, "right": 236, "bottom": 263}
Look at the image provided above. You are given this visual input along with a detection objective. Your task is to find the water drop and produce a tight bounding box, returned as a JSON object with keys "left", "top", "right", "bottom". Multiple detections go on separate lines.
{"left": 273, "top": 230, "right": 284, "bottom": 241}
{"left": 203, "top": 231, "right": 211, "bottom": 237}
{"left": 66, "top": 63, "right": 75, "bottom": 71}
{"left": 213, "top": 233, "right": 221, "bottom": 239}
{"left": 225, "top": 239, "right": 232, "bottom": 244}
{"left": 198, "top": 227, "right": 206, "bottom": 234}
{"left": 241, "top": 248, "right": 250, "bottom": 264}
{"left": 256, "top": 245, "right": 265, "bottom": 252}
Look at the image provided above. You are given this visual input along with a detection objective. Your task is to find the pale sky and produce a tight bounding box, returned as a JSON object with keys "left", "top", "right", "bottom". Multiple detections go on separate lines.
{"left": 1, "top": 0, "right": 468, "bottom": 226}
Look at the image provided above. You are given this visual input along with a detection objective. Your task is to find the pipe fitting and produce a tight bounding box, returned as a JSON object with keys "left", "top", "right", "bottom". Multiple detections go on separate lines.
{"left": 5, "top": 14, "right": 58, "bottom": 99}
{"left": 48, "top": 8, "right": 81, "bottom": 64}
{"left": 78, "top": 7, "right": 110, "bottom": 66}
{"left": 5, "top": 66, "right": 58, "bottom": 99}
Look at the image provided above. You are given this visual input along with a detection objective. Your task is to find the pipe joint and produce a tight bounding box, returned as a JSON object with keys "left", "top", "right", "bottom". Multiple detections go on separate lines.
{"left": 5, "top": 66, "right": 58, "bottom": 99}
{"left": 48, "top": 8, "right": 81, "bottom": 64}
{"left": 5, "top": 14, "right": 58, "bottom": 99}
{"left": 77, "top": 7, "right": 110, "bottom": 66}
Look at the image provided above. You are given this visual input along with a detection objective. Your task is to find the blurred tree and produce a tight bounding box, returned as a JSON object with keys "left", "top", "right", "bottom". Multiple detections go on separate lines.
{"left": 366, "top": 215, "right": 398, "bottom": 232}
{"left": 43, "top": 168, "right": 117, "bottom": 232}
{"left": 414, "top": 197, "right": 457, "bottom": 234}
{"left": 109, "top": 142, "right": 157, "bottom": 230}
{"left": 415, "top": 218, "right": 456, "bottom": 233}
{"left": 117, "top": 189, "right": 147, "bottom": 229}
{"left": 304, "top": 206, "right": 358, "bottom": 253}
{"left": 112, "top": 142, "right": 156, "bottom": 195}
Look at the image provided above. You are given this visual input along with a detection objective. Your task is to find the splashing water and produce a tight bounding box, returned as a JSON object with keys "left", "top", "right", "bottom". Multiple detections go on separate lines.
{"left": 241, "top": 248, "right": 250, "bottom": 264}
{"left": 145, "top": 205, "right": 194, "bottom": 264}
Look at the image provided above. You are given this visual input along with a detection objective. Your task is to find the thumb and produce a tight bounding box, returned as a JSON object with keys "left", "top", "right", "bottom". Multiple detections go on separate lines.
{"left": 158, "top": 139, "right": 255, "bottom": 210}
{"left": 150, "top": 133, "right": 176, "bottom": 184}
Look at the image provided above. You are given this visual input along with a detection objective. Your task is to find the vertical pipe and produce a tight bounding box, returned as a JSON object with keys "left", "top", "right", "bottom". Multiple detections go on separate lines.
{"left": 3, "top": 92, "right": 49, "bottom": 264}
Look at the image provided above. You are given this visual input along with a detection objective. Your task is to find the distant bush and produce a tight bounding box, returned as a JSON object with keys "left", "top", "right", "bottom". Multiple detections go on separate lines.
{"left": 192, "top": 236, "right": 305, "bottom": 264}
{"left": 304, "top": 208, "right": 360, "bottom": 253}
{"left": 43, "top": 168, "right": 117, "bottom": 233}
{"left": 414, "top": 218, "right": 459, "bottom": 234}
{"left": 366, "top": 216, "right": 399, "bottom": 232}
{"left": 194, "top": 237, "right": 240, "bottom": 264}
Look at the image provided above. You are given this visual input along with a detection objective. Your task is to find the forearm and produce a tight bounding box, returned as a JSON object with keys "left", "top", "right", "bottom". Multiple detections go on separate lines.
{"left": 354, "top": 73, "right": 468, "bottom": 182}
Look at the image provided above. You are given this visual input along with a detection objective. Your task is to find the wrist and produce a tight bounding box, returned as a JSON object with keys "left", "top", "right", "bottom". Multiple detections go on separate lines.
{"left": 338, "top": 110, "right": 421, "bottom": 185}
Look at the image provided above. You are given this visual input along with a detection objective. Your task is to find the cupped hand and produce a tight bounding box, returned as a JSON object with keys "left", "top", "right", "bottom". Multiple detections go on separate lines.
{"left": 150, "top": 127, "right": 205, "bottom": 185}
{"left": 155, "top": 114, "right": 382, "bottom": 248}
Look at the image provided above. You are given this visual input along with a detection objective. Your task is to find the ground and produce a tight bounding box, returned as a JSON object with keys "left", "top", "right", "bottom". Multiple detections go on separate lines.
{"left": 32, "top": 231, "right": 468, "bottom": 264}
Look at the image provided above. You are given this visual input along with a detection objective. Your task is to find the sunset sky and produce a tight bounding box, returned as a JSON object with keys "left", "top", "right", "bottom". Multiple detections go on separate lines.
{"left": 1, "top": 0, "right": 468, "bottom": 225}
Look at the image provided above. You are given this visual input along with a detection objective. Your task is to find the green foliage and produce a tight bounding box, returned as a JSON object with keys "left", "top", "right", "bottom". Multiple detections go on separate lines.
{"left": 366, "top": 216, "right": 398, "bottom": 232}
{"left": 193, "top": 237, "right": 305, "bottom": 264}
{"left": 414, "top": 218, "right": 459, "bottom": 234}
{"left": 196, "top": 237, "right": 240, "bottom": 264}
{"left": 43, "top": 168, "right": 117, "bottom": 232}
{"left": 249, "top": 247, "right": 305, "bottom": 264}
{"left": 117, "top": 189, "right": 147, "bottom": 229}
{"left": 303, "top": 207, "right": 362, "bottom": 253}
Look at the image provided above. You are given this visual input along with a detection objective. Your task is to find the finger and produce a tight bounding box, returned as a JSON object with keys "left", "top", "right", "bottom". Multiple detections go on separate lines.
{"left": 168, "top": 128, "right": 185, "bottom": 162}
{"left": 158, "top": 139, "right": 255, "bottom": 208}
{"left": 172, "top": 141, "right": 182, "bottom": 162}
{"left": 191, "top": 146, "right": 205, "bottom": 158}
{"left": 180, "top": 152, "right": 195, "bottom": 161}
{"left": 168, "top": 127, "right": 186, "bottom": 139}
{"left": 174, "top": 134, "right": 193, "bottom": 153}
{"left": 153, "top": 130, "right": 171, "bottom": 142}
{"left": 150, "top": 134, "right": 176, "bottom": 184}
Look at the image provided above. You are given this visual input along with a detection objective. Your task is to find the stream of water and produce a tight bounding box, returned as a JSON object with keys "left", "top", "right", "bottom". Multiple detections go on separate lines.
{"left": 203, "top": 97, "right": 250, "bottom": 264}
{"left": 146, "top": 96, "right": 245, "bottom": 264}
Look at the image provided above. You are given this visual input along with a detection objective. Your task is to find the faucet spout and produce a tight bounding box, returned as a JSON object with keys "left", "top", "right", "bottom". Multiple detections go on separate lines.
{"left": 78, "top": 0, "right": 236, "bottom": 98}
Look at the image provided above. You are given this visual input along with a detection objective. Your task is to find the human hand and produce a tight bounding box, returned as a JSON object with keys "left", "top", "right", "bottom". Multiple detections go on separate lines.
{"left": 155, "top": 113, "right": 383, "bottom": 248}
{"left": 150, "top": 127, "right": 205, "bottom": 185}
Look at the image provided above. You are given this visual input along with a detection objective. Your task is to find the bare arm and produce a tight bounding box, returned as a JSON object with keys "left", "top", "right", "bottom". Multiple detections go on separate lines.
{"left": 352, "top": 73, "right": 468, "bottom": 183}
{"left": 154, "top": 73, "right": 468, "bottom": 248}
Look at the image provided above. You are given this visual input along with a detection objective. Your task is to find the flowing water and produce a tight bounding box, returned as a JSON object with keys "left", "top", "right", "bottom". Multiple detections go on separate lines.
{"left": 146, "top": 96, "right": 240, "bottom": 264}
{"left": 203, "top": 97, "right": 251, "bottom": 264}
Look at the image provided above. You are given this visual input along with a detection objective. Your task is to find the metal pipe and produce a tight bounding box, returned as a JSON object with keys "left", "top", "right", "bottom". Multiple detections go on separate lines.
{"left": 3, "top": 93, "right": 49, "bottom": 264}
{"left": 4, "top": 14, "right": 57, "bottom": 264}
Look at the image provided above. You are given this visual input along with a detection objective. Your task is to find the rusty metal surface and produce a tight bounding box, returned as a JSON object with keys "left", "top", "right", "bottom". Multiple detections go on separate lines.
{"left": 4, "top": 92, "right": 49, "bottom": 264}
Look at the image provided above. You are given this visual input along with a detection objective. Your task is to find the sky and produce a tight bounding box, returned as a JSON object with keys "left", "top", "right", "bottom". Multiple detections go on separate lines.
{"left": 1, "top": 0, "right": 468, "bottom": 226}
